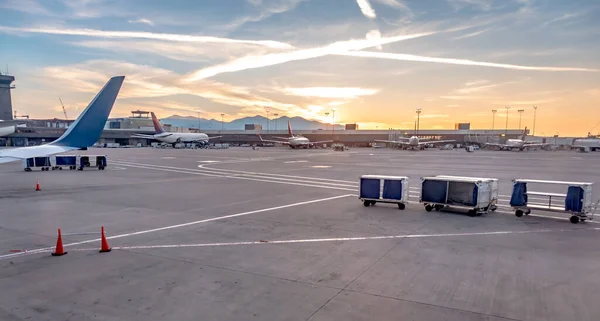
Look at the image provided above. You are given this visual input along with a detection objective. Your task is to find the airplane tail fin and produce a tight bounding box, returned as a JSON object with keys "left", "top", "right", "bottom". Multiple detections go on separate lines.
{"left": 521, "top": 126, "right": 528, "bottom": 140}
{"left": 288, "top": 120, "right": 293, "bottom": 137}
{"left": 53, "top": 76, "right": 125, "bottom": 148}
{"left": 151, "top": 112, "right": 165, "bottom": 134}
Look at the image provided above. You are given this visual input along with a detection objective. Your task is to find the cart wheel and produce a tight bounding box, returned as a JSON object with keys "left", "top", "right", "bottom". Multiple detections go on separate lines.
{"left": 58, "top": 167, "right": 62, "bottom": 170}
{"left": 525, "top": 209, "right": 531, "bottom": 215}
{"left": 434, "top": 205, "right": 443, "bottom": 211}
{"left": 490, "top": 206, "right": 497, "bottom": 212}
{"left": 398, "top": 203, "right": 406, "bottom": 210}
{"left": 363, "top": 200, "right": 370, "bottom": 207}
{"left": 425, "top": 205, "right": 433, "bottom": 212}
{"left": 370, "top": 201, "right": 376, "bottom": 206}
{"left": 467, "top": 210, "right": 477, "bottom": 217}
{"left": 570, "top": 216, "right": 580, "bottom": 224}
{"left": 515, "top": 210, "right": 524, "bottom": 217}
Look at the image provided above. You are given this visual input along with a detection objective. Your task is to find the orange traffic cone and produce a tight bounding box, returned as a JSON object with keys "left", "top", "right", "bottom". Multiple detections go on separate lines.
{"left": 35, "top": 178, "right": 41, "bottom": 191}
{"left": 99, "top": 226, "right": 111, "bottom": 253}
{"left": 51, "top": 229, "right": 67, "bottom": 256}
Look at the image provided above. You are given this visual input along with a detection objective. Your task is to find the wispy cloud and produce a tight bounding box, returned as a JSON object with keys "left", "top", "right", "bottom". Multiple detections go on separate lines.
{"left": 373, "top": 0, "right": 409, "bottom": 10}
{"left": 447, "top": 0, "right": 494, "bottom": 11}
{"left": 452, "top": 28, "right": 490, "bottom": 40}
{"left": 223, "top": 0, "right": 306, "bottom": 30}
{"left": 336, "top": 51, "right": 600, "bottom": 72}
{"left": 0, "top": 0, "right": 52, "bottom": 15}
{"left": 184, "top": 30, "right": 435, "bottom": 81}
{"left": 128, "top": 18, "right": 154, "bottom": 26}
{"left": 0, "top": 26, "right": 294, "bottom": 49}
{"left": 465, "top": 79, "right": 490, "bottom": 86}
{"left": 282, "top": 87, "right": 379, "bottom": 98}
{"left": 356, "top": 0, "right": 377, "bottom": 19}
{"left": 543, "top": 12, "right": 586, "bottom": 26}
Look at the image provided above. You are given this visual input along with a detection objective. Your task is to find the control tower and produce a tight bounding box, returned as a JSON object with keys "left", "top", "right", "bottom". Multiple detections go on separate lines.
{"left": 0, "top": 72, "right": 15, "bottom": 120}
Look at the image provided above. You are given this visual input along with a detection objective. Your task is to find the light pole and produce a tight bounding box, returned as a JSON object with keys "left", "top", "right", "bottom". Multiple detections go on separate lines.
{"left": 504, "top": 105, "right": 510, "bottom": 136}
{"left": 331, "top": 108, "right": 336, "bottom": 140}
{"left": 517, "top": 109, "right": 524, "bottom": 129}
{"left": 416, "top": 108, "right": 422, "bottom": 135}
{"left": 273, "top": 113, "right": 279, "bottom": 131}
{"left": 491, "top": 109, "right": 497, "bottom": 130}
{"left": 220, "top": 113, "right": 225, "bottom": 130}
{"left": 266, "top": 109, "right": 270, "bottom": 133}
{"left": 532, "top": 106, "right": 538, "bottom": 136}
{"left": 325, "top": 112, "right": 330, "bottom": 131}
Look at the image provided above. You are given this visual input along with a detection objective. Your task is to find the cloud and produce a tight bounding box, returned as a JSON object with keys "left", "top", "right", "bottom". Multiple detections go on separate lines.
{"left": 446, "top": 104, "right": 460, "bottom": 107}
{"left": 0, "top": 26, "right": 294, "bottom": 49}
{"left": 224, "top": 0, "right": 306, "bottom": 30}
{"left": 184, "top": 30, "right": 435, "bottom": 81}
{"left": 465, "top": 79, "right": 490, "bottom": 86}
{"left": 282, "top": 87, "right": 379, "bottom": 98}
{"left": 0, "top": 0, "right": 52, "bottom": 15}
{"left": 452, "top": 28, "right": 490, "bottom": 40}
{"left": 447, "top": 0, "right": 494, "bottom": 11}
{"left": 336, "top": 51, "right": 600, "bottom": 72}
{"left": 543, "top": 12, "right": 586, "bottom": 26}
{"left": 128, "top": 18, "right": 154, "bottom": 26}
{"left": 373, "top": 0, "right": 409, "bottom": 9}
{"left": 356, "top": 0, "right": 377, "bottom": 19}
{"left": 73, "top": 40, "right": 280, "bottom": 62}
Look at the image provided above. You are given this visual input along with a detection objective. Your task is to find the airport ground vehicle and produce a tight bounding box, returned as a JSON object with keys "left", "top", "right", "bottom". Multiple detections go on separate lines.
{"left": 420, "top": 176, "right": 499, "bottom": 216}
{"left": 510, "top": 179, "right": 599, "bottom": 224}
{"left": 23, "top": 157, "right": 52, "bottom": 171}
{"left": 78, "top": 155, "right": 107, "bottom": 170}
{"left": 360, "top": 175, "right": 409, "bottom": 210}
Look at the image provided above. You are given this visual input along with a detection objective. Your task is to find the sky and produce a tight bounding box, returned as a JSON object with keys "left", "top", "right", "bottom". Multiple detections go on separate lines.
{"left": 0, "top": 0, "right": 599, "bottom": 136}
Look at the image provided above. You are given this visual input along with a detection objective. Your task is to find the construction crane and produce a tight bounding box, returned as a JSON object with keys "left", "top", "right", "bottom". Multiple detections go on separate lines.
{"left": 13, "top": 111, "right": 29, "bottom": 119}
{"left": 59, "top": 97, "right": 68, "bottom": 120}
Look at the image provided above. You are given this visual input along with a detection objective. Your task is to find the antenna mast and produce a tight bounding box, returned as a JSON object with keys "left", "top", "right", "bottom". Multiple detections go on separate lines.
{"left": 59, "top": 97, "right": 68, "bottom": 120}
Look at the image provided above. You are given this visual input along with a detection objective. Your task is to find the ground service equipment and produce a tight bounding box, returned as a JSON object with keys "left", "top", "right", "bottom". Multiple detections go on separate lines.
{"left": 78, "top": 155, "right": 107, "bottom": 170}
{"left": 52, "top": 155, "right": 78, "bottom": 170}
{"left": 359, "top": 175, "right": 409, "bottom": 210}
{"left": 23, "top": 157, "right": 52, "bottom": 171}
{"left": 510, "top": 179, "right": 599, "bottom": 224}
{"left": 420, "top": 176, "right": 499, "bottom": 216}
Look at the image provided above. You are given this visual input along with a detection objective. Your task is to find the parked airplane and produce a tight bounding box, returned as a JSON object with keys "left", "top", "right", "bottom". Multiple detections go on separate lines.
{"left": 0, "top": 125, "right": 15, "bottom": 137}
{"left": 258, "top": 120, "right": 332, "bottom": 149}
{"left": 483, "top": 127, "right": 549, "bottom": 151}
{"left": 131, "top": 112, "right": 221, "bottom": 148}
{"left": 375, "top": 135, "right": 455, "bottom": 150}
{"left": 0, "top": 76, "right": 125, "bottom": 164}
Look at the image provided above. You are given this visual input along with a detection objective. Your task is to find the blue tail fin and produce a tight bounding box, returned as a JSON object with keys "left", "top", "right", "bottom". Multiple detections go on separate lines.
{"left": 53, "top": 76, "right": 125, "bottom": 148}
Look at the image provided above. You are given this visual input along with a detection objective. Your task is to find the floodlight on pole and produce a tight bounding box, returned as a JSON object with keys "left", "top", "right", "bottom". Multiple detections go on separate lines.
{"left": 532, "top": 106, "right": 538, "bottom": 136}
{"left": 491, "top": 109, "right": 497, "bottom": 130}
{"left": 220, "top": 113, "right": 225, "bottom": 130}
{"left": 416, "top": 108, "right": 422, "bottom": 135}
{"left": 517, "top": 109, "right": 525, "bottom": 129}
{"left": 504, "top": 105, "right": 510, "bottom": 135}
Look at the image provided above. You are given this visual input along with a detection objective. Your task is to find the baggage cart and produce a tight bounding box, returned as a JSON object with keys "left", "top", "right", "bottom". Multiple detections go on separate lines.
{"left": 78, "top": 155, "right": 107, "bottom": 170}
{"left": 510, "top": 179, "right": 599, "bottom": 224}
{"left": 52, "top": 155, "right": 78, "bottom": 170}
{"left": 420, "top": 176, "right": 499, "bottom": 216}
{"left": 359, "top": 175, "right": 409, "bottom": 210}
{"left": 23, "top": 157, "right": 52, "bottom": 172}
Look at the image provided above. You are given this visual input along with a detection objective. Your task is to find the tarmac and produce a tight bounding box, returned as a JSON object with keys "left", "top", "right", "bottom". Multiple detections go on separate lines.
{"left": 1, "top": 147, "right": 599, "bottom": 321}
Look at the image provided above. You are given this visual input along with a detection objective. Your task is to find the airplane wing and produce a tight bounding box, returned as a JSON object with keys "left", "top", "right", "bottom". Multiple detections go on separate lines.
{"left": 482, "top": 143, "right": 506, "bottom": 148}
{"left": 131, "top": 134, "right": 156, "bottom": 139}
{"left": 311, "top": 140, "right": 333, "bottom": 144}
{"left": 417, "top": 140, "right": 455, "bottom": 145}
{"left": 206, "top": 136, "right": 222, "bottom": 140}
{"left": 0, "top": 76, "right": 124, "bottom": 164}
{"left": 258, "top": 135, "right": 290, "bottom": 145}
{"left": 374, "top": 139, "right": 411, "bottom": 146}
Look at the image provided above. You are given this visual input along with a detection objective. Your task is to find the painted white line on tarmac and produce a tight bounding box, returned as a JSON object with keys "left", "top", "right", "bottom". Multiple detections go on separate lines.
{"left": 112, "top": 162, "right": 357, "bottom": 191}
{"left": 114, "top": 161, "right": 357, "bottom": 189}
{"left": 55, "top": 228, "right": 600, "bottom": 252}
{"left": 0, "top": 194, "right": 355, "bottom": 260}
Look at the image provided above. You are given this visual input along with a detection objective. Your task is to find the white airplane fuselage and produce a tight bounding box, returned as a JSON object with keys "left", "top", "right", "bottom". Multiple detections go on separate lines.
{"left": 288, "top": 136, "right": 310, "bottom": 148}
{"left": 154, "top": 132, "right": 210, "bottom": 144}
{"left": 0, "top": 126, "right": 15, "bottom": 137}
{"left": 504, "top": 139, "right": 526, "bottom": 149}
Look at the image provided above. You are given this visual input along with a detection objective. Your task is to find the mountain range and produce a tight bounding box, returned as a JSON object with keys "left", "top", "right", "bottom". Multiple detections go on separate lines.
{"left": 160, "top": 115, "right": 344, "bottom": 131}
